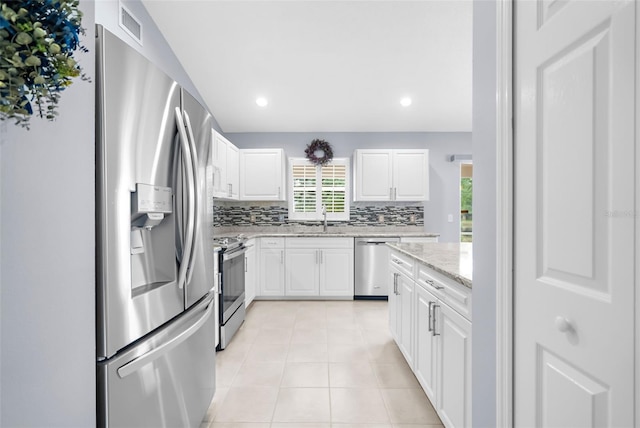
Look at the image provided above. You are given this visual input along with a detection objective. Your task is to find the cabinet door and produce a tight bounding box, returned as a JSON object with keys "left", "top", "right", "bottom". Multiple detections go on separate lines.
{"left": 285, "top": 249, "right": 319, "bottom": 296}
{"left": 211, "top": 131, "right": 228, "bottom": 198}
{"left": 259, "top": 249, "right": 285, "bottom": 296}
{"left": 355, "top": 150, "right": 393, "bottom": 201}
{"left": 240, "top": 149, "right": 285, "bottom": 201}
{"left": 226, "top": 143, "right": 239, "bottom": 199}
{"left": 388, "top": 268, "right": 400, "bottom": 342}
{"left": 319, "top": 248, "right": 353, "bottom": 297}
{"left": 393, "top": 150, "right": 429, "bottom": 201}
{"left": 436, "top": 302, "right": 472, "bottom": 428}
{"left": 244, "top": 243, "right": 256, "bottom": 307}
{"left": 397, "top": 272, "right": 414, "bottom": 366}
{"left": 414, "top": 284, "right": 439, "bottom": 403}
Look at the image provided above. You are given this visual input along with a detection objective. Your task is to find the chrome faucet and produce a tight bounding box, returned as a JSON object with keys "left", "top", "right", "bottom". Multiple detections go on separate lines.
{"left": 322, "top": 205, "right": 327, "bottom": 232}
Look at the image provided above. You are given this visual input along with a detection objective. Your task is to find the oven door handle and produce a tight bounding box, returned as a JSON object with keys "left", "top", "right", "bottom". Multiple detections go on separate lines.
{"left": 222, "top": 247, "right": 248, "bottom": 261}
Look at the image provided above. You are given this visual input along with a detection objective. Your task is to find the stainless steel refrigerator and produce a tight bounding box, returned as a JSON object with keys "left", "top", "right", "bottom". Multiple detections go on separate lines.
{"left": 95, "top": 25, "right": 216, "bottom": 427}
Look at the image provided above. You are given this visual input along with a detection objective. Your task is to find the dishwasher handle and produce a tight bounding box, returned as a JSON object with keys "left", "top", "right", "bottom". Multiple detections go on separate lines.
{"left": 356, "top": 238, "right": 400, "bottom": 246}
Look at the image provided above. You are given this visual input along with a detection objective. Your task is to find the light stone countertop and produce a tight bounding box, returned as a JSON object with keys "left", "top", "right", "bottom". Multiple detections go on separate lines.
{"left": 214, "top": 226, "right": 439, "bottom": 239}
{"left": 387, "top": 242, "right": 472, "bottom": 288}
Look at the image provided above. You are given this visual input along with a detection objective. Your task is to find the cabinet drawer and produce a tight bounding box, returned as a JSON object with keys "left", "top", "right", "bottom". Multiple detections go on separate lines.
{"left": 389, "top": 250, "right": 415, "bottom": 278}
{"left": 417, "top": 265, "right": 472, "bottom": 321}
{"left": 286, "top": 237, "right": 354, "bottom": 249}
{"left": 260, "top": 237, "right": 285, "bottom": 249}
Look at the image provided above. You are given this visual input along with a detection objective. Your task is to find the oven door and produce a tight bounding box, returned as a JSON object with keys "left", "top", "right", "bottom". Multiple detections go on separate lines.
{"left": 220, "top": 247, "right": 246, "bottom": 324}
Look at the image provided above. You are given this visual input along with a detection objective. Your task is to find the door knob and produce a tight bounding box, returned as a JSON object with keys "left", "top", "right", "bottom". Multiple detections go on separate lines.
{"left": 555, "top": 316, "right": 572, "bottom": 333}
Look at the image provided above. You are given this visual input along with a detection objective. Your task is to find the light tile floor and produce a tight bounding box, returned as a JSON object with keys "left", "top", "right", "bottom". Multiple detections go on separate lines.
{"left": 201, "top": 300, "right": 444, "bottom": 428}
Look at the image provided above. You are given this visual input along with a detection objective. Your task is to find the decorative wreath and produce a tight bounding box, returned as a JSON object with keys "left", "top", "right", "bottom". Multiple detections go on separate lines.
{"left": 305, "top": 139, "right": 333, "bottom": 166}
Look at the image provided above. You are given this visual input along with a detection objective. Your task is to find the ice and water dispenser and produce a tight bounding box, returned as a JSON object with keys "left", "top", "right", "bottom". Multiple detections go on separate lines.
{"left": 130, "top": 183, "right": 176, "bottom": 291}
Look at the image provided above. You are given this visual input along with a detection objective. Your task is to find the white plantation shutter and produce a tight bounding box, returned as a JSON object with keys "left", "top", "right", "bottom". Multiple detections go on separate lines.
{"left": 292, "top": 163, "right": 317, "bottom": 218}
{"left": 288, "top": 158, "right": 350, "bottom": 221}
{"left": 321, "top": 164, "right": 346, "bottom": 214}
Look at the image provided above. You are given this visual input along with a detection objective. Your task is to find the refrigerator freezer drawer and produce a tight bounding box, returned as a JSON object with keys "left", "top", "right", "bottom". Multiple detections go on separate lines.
{"left": 98, "top": 297, "right": 216, "bottom": 428}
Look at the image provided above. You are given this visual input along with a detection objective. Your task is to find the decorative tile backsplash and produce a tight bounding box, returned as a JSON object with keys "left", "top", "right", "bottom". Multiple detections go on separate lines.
{"left": 213, "top": 201, "right": 423, "bottom": 228}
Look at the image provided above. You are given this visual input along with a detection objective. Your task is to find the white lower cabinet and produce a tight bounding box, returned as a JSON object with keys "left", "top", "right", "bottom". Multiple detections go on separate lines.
{"left": 285, "top": 237, "right": 354, "bottom": 298}
{"left": 255, "top": 237, "right": 354, "bottom": 299}
{"left": 414, "top": 284, "right": 438, "bottom": 403}
{"left": 285, "top": 248, "right": 319, "bottom": 296}
{"left": 390, "top": 249, "right": 472, "bottom": 428}
{"left": 390, "top": 266, "right": 414, "bottom": 366}
{"left": 319, "top": 248, "right": 353, "bottom": 297}
{"left": 258, "top": 238, "right": 285, "bottom": 296}
{"left": 244, "top": 239, "right": 256, "bottom": 307}
{"left": 436, "top": 302, "right": 472, "bottom": 428}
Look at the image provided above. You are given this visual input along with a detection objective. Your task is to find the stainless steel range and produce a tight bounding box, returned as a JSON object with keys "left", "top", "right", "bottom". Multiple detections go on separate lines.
{"left": 214, "top": 236, "right": 248, "bottom": 349}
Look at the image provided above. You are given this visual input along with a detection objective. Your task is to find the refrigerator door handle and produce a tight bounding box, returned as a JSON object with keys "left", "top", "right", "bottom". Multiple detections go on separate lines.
{"left": 183, "top": 111, "right": 200, "bottom": 285}
{"left": 116, "top": 299, "right": 214, "bottom": 379}
{"left": 174, "top": 107, "right": 196, "bottom": 290}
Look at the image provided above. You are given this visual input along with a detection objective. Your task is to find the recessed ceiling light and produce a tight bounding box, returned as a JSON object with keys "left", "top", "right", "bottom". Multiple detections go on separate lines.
{"left": 256, "top": 97, "right": 268, "bottom": 107}
{"left": 400, "top": 97, "right": 412, "bottom": 107}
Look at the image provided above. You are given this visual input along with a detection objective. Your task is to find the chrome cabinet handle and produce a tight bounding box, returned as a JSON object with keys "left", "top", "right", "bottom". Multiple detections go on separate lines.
{"left": 428, "top": 301, "right": 434, "bottom": 332}
{"left": 228, "top": 183, "right": 232, "bottom": 197}
{"left": 426, "top": 279, "right": 444, "bottom": 290}
{"left": 278, "top": 186, "right": 281, "bottom": 199}
{"left": 320, "top": 250, "right": 323, "bottom": 264}
{"left": 393, "top": 273, "right": 398, "bottom": 295}
{"left": 432, "top": 304, "right": 440, "bottom": 337}
{"left": 389, "top": 188, "right": 393, "bottom": 200}
{"left": 281, "top": 250, "right": 284, "bottom": 264}
{"left": 245, "top": 256, "right": 248, "bottom": 273}
{"left": 315, "top": 250, "right": 318, "bottom": 264}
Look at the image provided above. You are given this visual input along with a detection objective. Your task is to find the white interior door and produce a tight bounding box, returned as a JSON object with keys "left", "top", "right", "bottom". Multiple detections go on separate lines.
{"left": 514, "top": 1, "right": 636, "bottom": 426}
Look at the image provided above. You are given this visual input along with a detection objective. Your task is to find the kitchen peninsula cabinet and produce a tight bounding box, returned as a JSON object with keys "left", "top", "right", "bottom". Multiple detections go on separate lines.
{"left": 389, "top": 250, "right": 416, "bottom": 366}
{"left": 354, "top": 149, "right": 429, "bottom": 201}
{"left": 239, "top": 149, "right": 285, "bottom": 201}
{"left": 388, "top": 243, "right": 472, "bottom": 428}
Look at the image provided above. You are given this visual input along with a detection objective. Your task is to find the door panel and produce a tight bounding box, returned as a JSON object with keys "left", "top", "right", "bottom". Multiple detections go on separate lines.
{"left": 285, "top": 249, "right": 319, "bottom": 296}
{"left": 414, "top": 284, "right": 438, "bottom": 403}
{"left": 319, "top": 249, "right": 354, "bottom": 296}
{"left": 514, "top": 1, "right": 636, "bottom": 426}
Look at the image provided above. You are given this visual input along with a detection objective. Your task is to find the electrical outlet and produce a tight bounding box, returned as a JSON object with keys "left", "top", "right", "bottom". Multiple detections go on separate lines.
{"left": 378, "top": 214, "right": 385, "bottom": 223}
{"left": 279, "top": 214, "right": 285, "bottom": 222}
{"left": 250, "top": 214, "right": 256, "bottom": 223}
{"left": 448, "top": 214, "right": 454, "bottom": 222}
{"left": 409, "top": 214, "right": 416, "bottom": 223}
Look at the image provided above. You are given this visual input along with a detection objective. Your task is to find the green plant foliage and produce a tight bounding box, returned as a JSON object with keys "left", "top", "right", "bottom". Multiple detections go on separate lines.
{"left": 0, "top": 0, "right": 88, "bottom": 129}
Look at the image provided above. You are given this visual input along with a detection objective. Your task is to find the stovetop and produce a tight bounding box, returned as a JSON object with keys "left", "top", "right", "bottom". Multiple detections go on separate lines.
{"left": 213, "top": 234, "right": 247, "bottom": 251}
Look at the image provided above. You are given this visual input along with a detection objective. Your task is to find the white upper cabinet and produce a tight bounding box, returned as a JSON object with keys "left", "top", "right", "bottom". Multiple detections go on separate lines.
{"left": 239, "top": 149, "right": 286, "bottom": 201}
{"left": 211, "top": 130, "right": 239, "bottom": 200}
{"left": 354, "top": 150, "right": 394, "bottom": 201}
{"left": 354, "top": 149, "right": 429, "bottom": 201}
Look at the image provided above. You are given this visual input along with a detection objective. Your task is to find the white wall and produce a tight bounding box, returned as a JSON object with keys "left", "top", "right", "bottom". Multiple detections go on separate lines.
{"left": 227, "top": 132, "right": 471, "bottom": 242}
{"left": 472, "top": 1, "right": 497, "bottom": 426}
{"left": 95, "top": 0, "right": 223, "bottom": 132}
{"left": 0, "top": 1, "right": 96, "bottom": 426}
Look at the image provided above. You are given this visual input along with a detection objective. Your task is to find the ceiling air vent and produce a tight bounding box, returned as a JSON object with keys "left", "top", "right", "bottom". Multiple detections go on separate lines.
{"left": 119, "top": 3, "right": 142, "bottom": 45}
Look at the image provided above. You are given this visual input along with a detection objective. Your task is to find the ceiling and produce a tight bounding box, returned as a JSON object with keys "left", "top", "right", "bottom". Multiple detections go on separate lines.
{"left": 141, "top": 1, "right": 472, "bottom": 133}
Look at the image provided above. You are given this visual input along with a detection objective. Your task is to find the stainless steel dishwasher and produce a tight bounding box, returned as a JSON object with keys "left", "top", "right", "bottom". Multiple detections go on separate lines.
{"left": 354, "top": 237, "right": 400, "bottom": 299}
